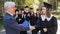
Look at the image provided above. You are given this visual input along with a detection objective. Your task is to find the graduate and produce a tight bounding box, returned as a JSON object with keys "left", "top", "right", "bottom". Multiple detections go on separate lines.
{"left": 31, "top": 9, "right": 41, "bottom": 34}
{"left": 29, "top": 8, "right": 35, "bottom": 26}
{"left": 15, "top": 9, "right": 19, "bottom": 18}
{"left": 36, "top": 9, "right": 41, "bottom": 17}
{"left": 35, "top": 2, "right": 58, "bottom": 34}
{"left": 15, "top": 9, "right": 19, "bottom": 23}
{"left": 29, "top": 8, "right": 34, "bottom": 17}
{"left": 18, "top": 8, "right": 27, "bottom": 34}
{"left": 18, "top": 8, "right": 25, "bottom": 24}
{"left": 24, "top": 6, "right": 30, "bottom": 22}
{"left": 24, "top": 6, "right": 29, "bottom": 15}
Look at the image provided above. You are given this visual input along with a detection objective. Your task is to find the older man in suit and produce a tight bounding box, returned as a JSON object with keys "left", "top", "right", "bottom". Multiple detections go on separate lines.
{"left": 3, "top": 1, "right": 35, "bottom": 34}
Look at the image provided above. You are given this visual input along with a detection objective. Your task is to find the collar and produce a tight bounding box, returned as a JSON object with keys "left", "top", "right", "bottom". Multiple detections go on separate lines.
{"left": 41, "top": 14, "right": 53, "bottom": 21}
{"left": 6, "top": 11, "right": 13, "bottom": 16}
{"left": 41, "top": 15, "right": 46, "bottom": 21}
{"left": 46, "top": 14, "right": 53, "bottom": 21}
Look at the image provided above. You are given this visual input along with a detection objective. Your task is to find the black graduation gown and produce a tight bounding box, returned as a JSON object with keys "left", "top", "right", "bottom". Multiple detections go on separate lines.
{"left": 30, "top": 14, "right": 40, "bottom": 34}
{"left": 18, "top": 14, "right": 28, "bottom": 34}
{"left": 16, "top": 14, "right": 25, "bottom": 24}
{"left": 30, "top": 14, "right": 39, "bottom": 26}
{"left": 35, "top": 16, "right": 57, "bottom": 34}
{"left": 30, "top": 15, "right": 36, "bottom": 26}
{"left": 15, "top": 15, "right": 19, "bottom": 23}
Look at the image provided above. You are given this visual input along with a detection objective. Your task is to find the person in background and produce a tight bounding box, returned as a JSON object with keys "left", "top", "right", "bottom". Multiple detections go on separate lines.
{"left": 31, "top": 11, "right": 39, "bottom": 34}
{"left": 36, "top": 9, "right": 41, "bottom": 18}
{"left": 19, "top": 8, "right": 28, "bottom": 34}
{"left": 18, "top": 8, "right": 25, "bottom": 24}
{"left": 35, "top": 2, "right": 57, "bottom": 34}
{"left": 29, "top": 8, "right": 34, "bottom": 16}
{"left": 31, "top": 9, "right": 41, "bottom": 34}
{"left": 29, "top": 8, "right": 35, "bottom": 26}
{"left": 24, "top": 6, "right": 29, "bottom": 15}
{"left": 24, "top": 6, "right": 32, "bottom": 34}
{"left": 15, "top": 9, "right": 19, "bottom": 23}
{"left": 24, "top": 6, "right": 30, "bottom": 22}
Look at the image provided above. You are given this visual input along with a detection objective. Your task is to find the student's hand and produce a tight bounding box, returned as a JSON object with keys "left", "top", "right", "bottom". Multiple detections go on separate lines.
{"left": 43, "top": 28, "right": 47, "bottom": 32}
{"left": 28, "top": 14, "right": 30, "bottom": 17}
{"left": 29, "top": 26, "right": 35, "bottom": 31}
{"left": 19, "top": 19, "right": 21, "bottom": 21}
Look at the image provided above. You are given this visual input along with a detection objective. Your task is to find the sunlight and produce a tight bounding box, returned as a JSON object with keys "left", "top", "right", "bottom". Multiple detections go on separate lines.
{"left": 1, "top": 29, "right": 5, "bottom": 32}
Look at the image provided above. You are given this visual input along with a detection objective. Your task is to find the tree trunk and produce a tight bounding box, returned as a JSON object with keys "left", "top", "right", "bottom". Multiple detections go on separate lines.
{"left": 38, "top": 0, "right": 43, "bottom": 10}
{"left": 55, "top": 0, "right": 58, "bottom": 11}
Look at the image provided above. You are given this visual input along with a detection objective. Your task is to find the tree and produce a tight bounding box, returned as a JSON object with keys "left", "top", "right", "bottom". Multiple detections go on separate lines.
{"left": 38, "top": 0, "right": 43, "bottom": 9}
{"left": 0, "top": 0, "right": 6, "bottom": 16}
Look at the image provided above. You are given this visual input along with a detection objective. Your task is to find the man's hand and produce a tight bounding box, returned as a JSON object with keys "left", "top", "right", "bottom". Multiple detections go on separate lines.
{"left": 43, "top": 28, "right": 47, "bottom": 32}
{"left": 29, "top": 26, "right": 35, "bottom": 31}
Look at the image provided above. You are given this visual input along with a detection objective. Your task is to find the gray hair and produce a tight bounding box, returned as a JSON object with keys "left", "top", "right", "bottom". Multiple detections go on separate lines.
{"left": 4, "top": 1, "right": 15, "bottom": 10}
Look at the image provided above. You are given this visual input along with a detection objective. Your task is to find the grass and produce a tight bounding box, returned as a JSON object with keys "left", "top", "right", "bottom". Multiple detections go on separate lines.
{"left": 0, "top": 19, "right": 4, "bottom": 29}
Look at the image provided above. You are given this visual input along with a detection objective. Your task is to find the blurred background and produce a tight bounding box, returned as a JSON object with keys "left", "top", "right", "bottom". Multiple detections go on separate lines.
{"left": 0, "top": 0, "right": 60, "bottom": 34}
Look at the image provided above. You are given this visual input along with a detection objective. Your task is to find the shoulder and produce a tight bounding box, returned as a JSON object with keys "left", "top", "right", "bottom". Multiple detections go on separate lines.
{"left": 52, "top": 16, "right": 57, "bottom": 19}
{"left": 39, "top": 15, "right": 42, "bottom": 19}
{"left": 3, "top": 13, "right": 13, "bottom": 20}
{"left": 52, "top": 16, "right": 57, "bottom": 21}
{"left": 37, "top": 16, "right": 41, "bottom": 21}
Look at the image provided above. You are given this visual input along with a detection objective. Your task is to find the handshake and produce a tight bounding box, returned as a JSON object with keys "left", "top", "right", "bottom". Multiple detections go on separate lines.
{"left": 29, "top": 26, "right": 35, "bottom": 31}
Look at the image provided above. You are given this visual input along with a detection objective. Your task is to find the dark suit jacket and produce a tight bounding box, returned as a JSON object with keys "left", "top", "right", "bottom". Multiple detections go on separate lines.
{"left": 3, "top": 13, "right": 30, "bottom": 34}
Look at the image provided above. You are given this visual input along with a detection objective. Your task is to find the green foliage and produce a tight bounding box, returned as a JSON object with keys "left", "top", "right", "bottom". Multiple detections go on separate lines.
{"left": 52, "top": 12, "right": 60, "bottom": 19}
{"left": 0, "top": 19, "right": 3, "bottom": 29}
{"left": 15, "top": 0, "right": 25, "bottom": 9}
{"left": 58, "top": 0, "right": 60, "bottom": 2}
{"left": 12, "top": 0, "right": 39, "bottom": 9}
{"left": 25, "top": 0, "right": 33, "bottom": 7}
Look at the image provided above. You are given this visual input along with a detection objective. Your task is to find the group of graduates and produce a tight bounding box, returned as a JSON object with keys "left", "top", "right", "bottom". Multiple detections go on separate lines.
{"left": 15, "top": 6, "right": 40, "bottom": 34}
{"left": 14, "top": 2, "right": 57, "bottom": 34}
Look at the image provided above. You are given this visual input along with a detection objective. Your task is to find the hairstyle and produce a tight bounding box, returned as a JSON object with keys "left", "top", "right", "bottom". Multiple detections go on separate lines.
{"left": 41, "top": 7, "right": 51, "bottom": 17}
{"left": 46, "top": 8, "right": 51, "bottom": 17}
{"left": 4, "top": 1, "right": 15, "bottom": 10}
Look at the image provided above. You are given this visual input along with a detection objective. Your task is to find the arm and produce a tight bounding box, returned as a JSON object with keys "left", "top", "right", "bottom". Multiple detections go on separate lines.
{"left": 5, "top": 18, "right": 30, "bottom": 31}
{"left": 35, "top": 17, "right": 41, "bottom": 30}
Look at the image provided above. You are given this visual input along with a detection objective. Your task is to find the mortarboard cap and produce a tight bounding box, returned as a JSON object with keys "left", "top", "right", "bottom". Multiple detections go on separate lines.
{"left": 25, "top": 6, "right": 29, "bottom": 8}
{"left": 44, "top": 2, "right": 52, "bottom": 9}
{"left": 30, "top": 8, "right": 33, "bottom": 10}
{"left": 37, "top": 9, "right": 39, "bottom": 11}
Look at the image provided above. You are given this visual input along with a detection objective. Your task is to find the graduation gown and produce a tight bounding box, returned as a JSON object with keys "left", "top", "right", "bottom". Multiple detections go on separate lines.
{"left": 35, "top": 15, "right": 57, "bottom": 34}
{"left": 18, "top": 14, "right": 30, "bottom": 34}
{"left": 30, "top": 13, "right": 39, "bottom": 26}
{"left": 17, "top": 14, "right": 25, "bottom": 24}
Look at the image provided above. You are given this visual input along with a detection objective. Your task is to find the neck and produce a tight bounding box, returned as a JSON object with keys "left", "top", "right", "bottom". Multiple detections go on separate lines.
{"left": 6, "top": 11, "right": 13, "bottom": 16}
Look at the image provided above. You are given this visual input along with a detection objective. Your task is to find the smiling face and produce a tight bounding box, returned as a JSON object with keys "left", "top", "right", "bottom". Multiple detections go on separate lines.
{"left": 7, "top": 5, "right": 16, "bottom": 15}
{"left": 41, "top": 7, "right": 47, "bottom": 15}
{"left": 25, "top": 8, "right": 29, "bottom": 12}
{"left": 41, "top": 6, "right": 51, "bottom": 17}
{"left": 15, "top": 11, "right": 19, "bottom": 15}
{"left": 22, "top": 10, "right": 24, "bottom": 14}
